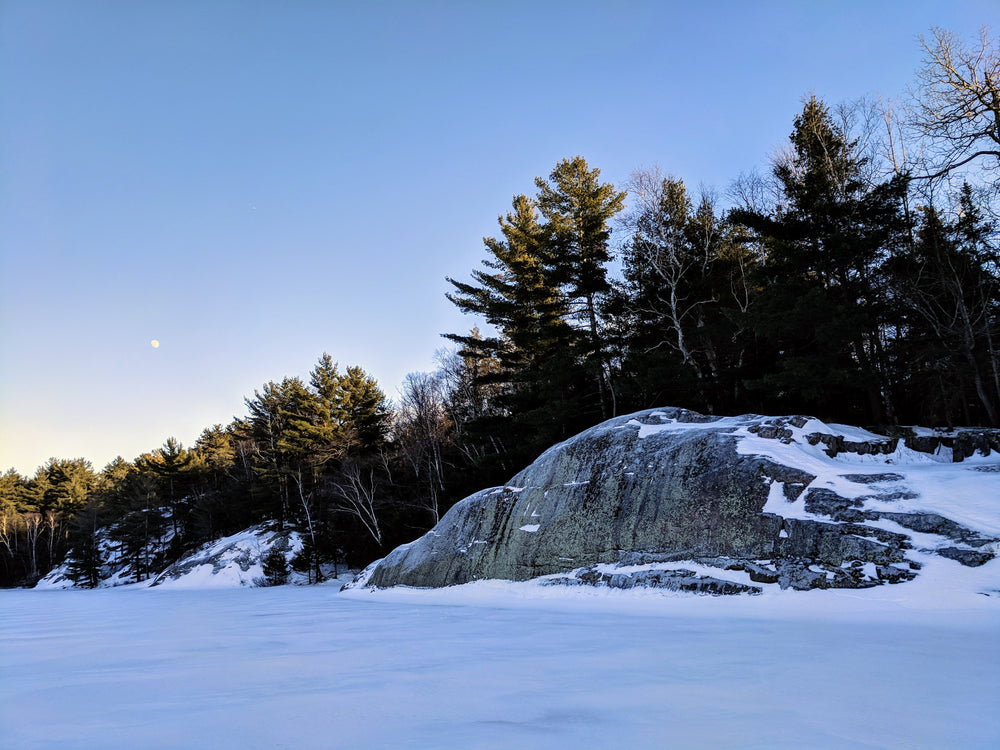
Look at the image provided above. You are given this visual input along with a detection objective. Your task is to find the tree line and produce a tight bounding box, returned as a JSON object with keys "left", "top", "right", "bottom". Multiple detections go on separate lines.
{"left": 0, "top": 357, "right": 470, "bottom": 587}
{"left": 1, "top": 26, "right": 997, "bottom": 587}
{"left": 445, "top": 27, "right": 1000, "bottom": 479}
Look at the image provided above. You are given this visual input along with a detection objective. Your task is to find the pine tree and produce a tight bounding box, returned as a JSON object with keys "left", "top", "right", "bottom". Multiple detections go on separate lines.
{"left": 447, "top": 194, "right": 568, "bottom": 358}
{"left": 192, "top": 425, "right": 236, "bottom": 490}
{"left": 446, "top": 193, "right": 577, "bottom": 450}
{"left": 535, "top": 157, "right": 626, "bottom": 418}
{"left": 733, "top": 97, "right": 908, "bottom": 422}
{"left": 335, "top": 366, "right": 391, "bottom": 452}
{"left": 888, "top": 186, "right": 1000, "bottom": 425}
{"left": 445, "top": 158, "right": 624, "bottom": 463}
{"left": 31, "top": 458, "right": 97, "bottom": 574}
{"left": 136, "top": 438, "right": 193, "bottom": 544}
{"left": 0, "top": 470, "right": 31, "bottom": 585}
{"left": 435, "top": 333, "right": 518, "bottom": 486}
{"left": 65, "top": 501, "right": 103, "bottom": 588}
{"left": 260, "top": 547, "right": 289, "bottom": 586}
{"left": 107, "top": 473, "right": 163, "bottom": 583}
{"left": 239, "top": 377, "right": 318, "bottom": 527}
{"left": 186, "top": 425, "right": 242, "bottom": 544}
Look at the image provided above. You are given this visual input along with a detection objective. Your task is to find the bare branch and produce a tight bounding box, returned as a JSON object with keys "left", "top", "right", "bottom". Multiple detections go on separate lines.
{"left": 911, "top": 26, "right": 1000, "bottom": 183}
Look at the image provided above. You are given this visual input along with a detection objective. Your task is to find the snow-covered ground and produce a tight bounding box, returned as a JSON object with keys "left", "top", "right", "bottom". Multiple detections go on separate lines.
{"left": 2, "top": 580, "right": 998, "bottom": 749}
{"left": 6, "top": 416, "right": 999, "bottom": 747}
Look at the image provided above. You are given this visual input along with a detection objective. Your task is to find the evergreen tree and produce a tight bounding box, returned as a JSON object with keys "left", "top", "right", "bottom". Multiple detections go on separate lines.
{"left": 445, "top": 158, "right": 624, "bottom": 464}
{"left": 446, "top": 193, "right": 578, "bottom": 456}
{"left": 447, "top": 194, "right": 569, "bottom": 363}
{"left": 192, "top": 425, "right": 236, "bottom": 490}
{"left": 187, "top": 424, "right": 242, "bottom": 541}
{"left": 29, "top": 458, "right": 97, "bottom": 575}
{"left": 239, "top": 377, "right": 318, "bottom": 526}
{"left": 733, "top": 96, "right": 908, "bottom": 422}
{"left": 37, "top": 458, "right": 95, "bottom": 517}
{"left": 136, "top": 438, "right": 193, "bottom": 545}
{"left": 96, "top": 456, "right": 137, "bottom": 520}
{"left": 107, "top": 473, "right": 164, "bottom": 583}
{"left": 65, "top": 500, "right": 104, "bottom": 588}
{"left": 260, "top": 547, "right": 290, "bottom": 586}
{"left": 888, "top": 186, "right": 1000, "bottom": 425}
{"left": 335, "top": 366, "right": 391, "bottom": 452}
{"left": 536, "top": 156, "right": 626, "bottom": 418}
{"left": 0, "top": 470, "right": 31, "bottom": 585}
{"left": 302, "top": 354, "right": 349, "bottom": 461}
{"left": 436, "top": 334, "right": 516, "bottom": 487}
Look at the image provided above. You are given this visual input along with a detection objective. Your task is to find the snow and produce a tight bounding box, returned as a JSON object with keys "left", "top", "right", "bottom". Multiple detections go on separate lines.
{"left": 579, "top": 560, "right": 759, "bottom": 588}
{"left": 35, "top": 509, "right": 183, "bottom": 590}
{"left": 807, "top": 420, "right": 886, "bottom": 443}
{"left": 6, "top": 414, "right": 999, "bottom": 747}
{"left": 735, "top": 420, "right": 1000, "bottom": 538}
{"left": 627, "top": 415, "right": 745, "bottom": 439}
{"left": 906, "top": 425, "right": 982, "bottom": 438}
{"left": 2, "top": 581, "right": 997, "bottom": 749}
{"left": 152, "top": 525, "right": 303, "bottom": 589}
{"left": 36, "top": 524, "right": 306, "bottom": 591}
{"left": 762, "top": 479, "right": 813, "bottom": 520}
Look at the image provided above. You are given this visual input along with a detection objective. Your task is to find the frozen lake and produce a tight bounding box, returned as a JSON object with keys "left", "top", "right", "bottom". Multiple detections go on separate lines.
{"left": 2, "top": 583, "right": 998, "bottom": 749}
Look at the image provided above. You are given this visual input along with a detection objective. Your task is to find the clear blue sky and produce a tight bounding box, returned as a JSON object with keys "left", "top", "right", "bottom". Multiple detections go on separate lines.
{"left": 1, "top": 0, "right": 994, "bottom": 475}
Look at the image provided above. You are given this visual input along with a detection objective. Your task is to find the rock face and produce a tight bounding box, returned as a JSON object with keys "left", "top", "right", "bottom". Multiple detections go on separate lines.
{"left": 352, "top": 408, "right": 999, "bottom": 594}
{"left": 149, "top": 525, "right": 303, "bottom": 588}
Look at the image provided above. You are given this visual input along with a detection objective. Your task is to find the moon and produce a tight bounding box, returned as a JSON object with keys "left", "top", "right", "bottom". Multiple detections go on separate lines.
{"left": 151, "top": 339, "right": 160, "bottom": 349}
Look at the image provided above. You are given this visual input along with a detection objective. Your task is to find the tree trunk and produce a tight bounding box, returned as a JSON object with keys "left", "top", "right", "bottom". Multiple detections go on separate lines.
{"left": 585, "top": 292, "right": 610, "bottom": 419}
{"left": 295, "top": 469, "right": 323, "bottom": 584}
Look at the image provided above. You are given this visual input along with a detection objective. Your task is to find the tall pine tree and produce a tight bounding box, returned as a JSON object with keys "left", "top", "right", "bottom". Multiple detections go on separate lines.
{"left": 446, "top": 157, "right": 624, "bottom": 465}
{"left": 536, "top": 156, "right": 626, "bottom": 418}
{"left": 733, "top": 97, "right": 908, "bottom": 422}
{"left": 446, "top": 193, "right": 575, "bottom": 450}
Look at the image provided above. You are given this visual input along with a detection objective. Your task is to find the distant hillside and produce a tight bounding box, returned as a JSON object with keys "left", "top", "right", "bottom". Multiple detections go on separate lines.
{"left": 36, "top": 524, "right": 316, "bottom": 589}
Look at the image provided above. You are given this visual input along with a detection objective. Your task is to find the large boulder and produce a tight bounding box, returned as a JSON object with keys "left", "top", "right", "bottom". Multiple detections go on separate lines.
{"left": 351, "top": 408, "right": 999, "bottom": 594}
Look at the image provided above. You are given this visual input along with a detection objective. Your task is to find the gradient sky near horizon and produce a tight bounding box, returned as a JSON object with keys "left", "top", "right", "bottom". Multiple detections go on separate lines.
{"left": 1, "top": 0, "right": 994, "bottom": 475}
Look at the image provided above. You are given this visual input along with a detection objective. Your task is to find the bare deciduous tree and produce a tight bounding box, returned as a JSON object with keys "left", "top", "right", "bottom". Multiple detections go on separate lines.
{"left": 911, "top": 26, "right": 1000, "bottom": 182}
{"left": 23, "top": 512, "right": 42, "bottom": 580}
{"left": 328, "top": 460, "right": 384, "bottom": 548}
{"left": 396, "top": 372, "right": 451, "bottom": 524}
{"left": 291, "top": 467, "right": 324, "bottom": 582}
{"left": 729, "top": 168, "right": 774, "bottom": 216}
{"left": 619, "top": 167, "right": 720, "bottom": 379}
{"left": 0, "top": 510, "right": 21, "bottom": 562}
{"left": 44, "top": 509, "right": 62, "bottom": 571}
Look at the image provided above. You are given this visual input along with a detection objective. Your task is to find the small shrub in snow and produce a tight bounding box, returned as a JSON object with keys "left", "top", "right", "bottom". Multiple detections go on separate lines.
{"left": 261, "top": 548, "right": 290, "bottom": 586}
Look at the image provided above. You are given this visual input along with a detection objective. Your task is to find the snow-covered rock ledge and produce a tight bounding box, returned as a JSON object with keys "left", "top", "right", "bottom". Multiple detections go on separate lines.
{"left": 37, "top": 524, "right": 309, "bottom": 590}
{"left": 148, "top": 525, "right": 304, "bottom": 589}
{"left": 346, "top": 408, "right": 1000, "bottom": 597}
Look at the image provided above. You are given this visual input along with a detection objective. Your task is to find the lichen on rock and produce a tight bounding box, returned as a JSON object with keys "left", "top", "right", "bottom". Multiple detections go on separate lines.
{"left": 350, "top": 408, "right": 998, "bottom": 595}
